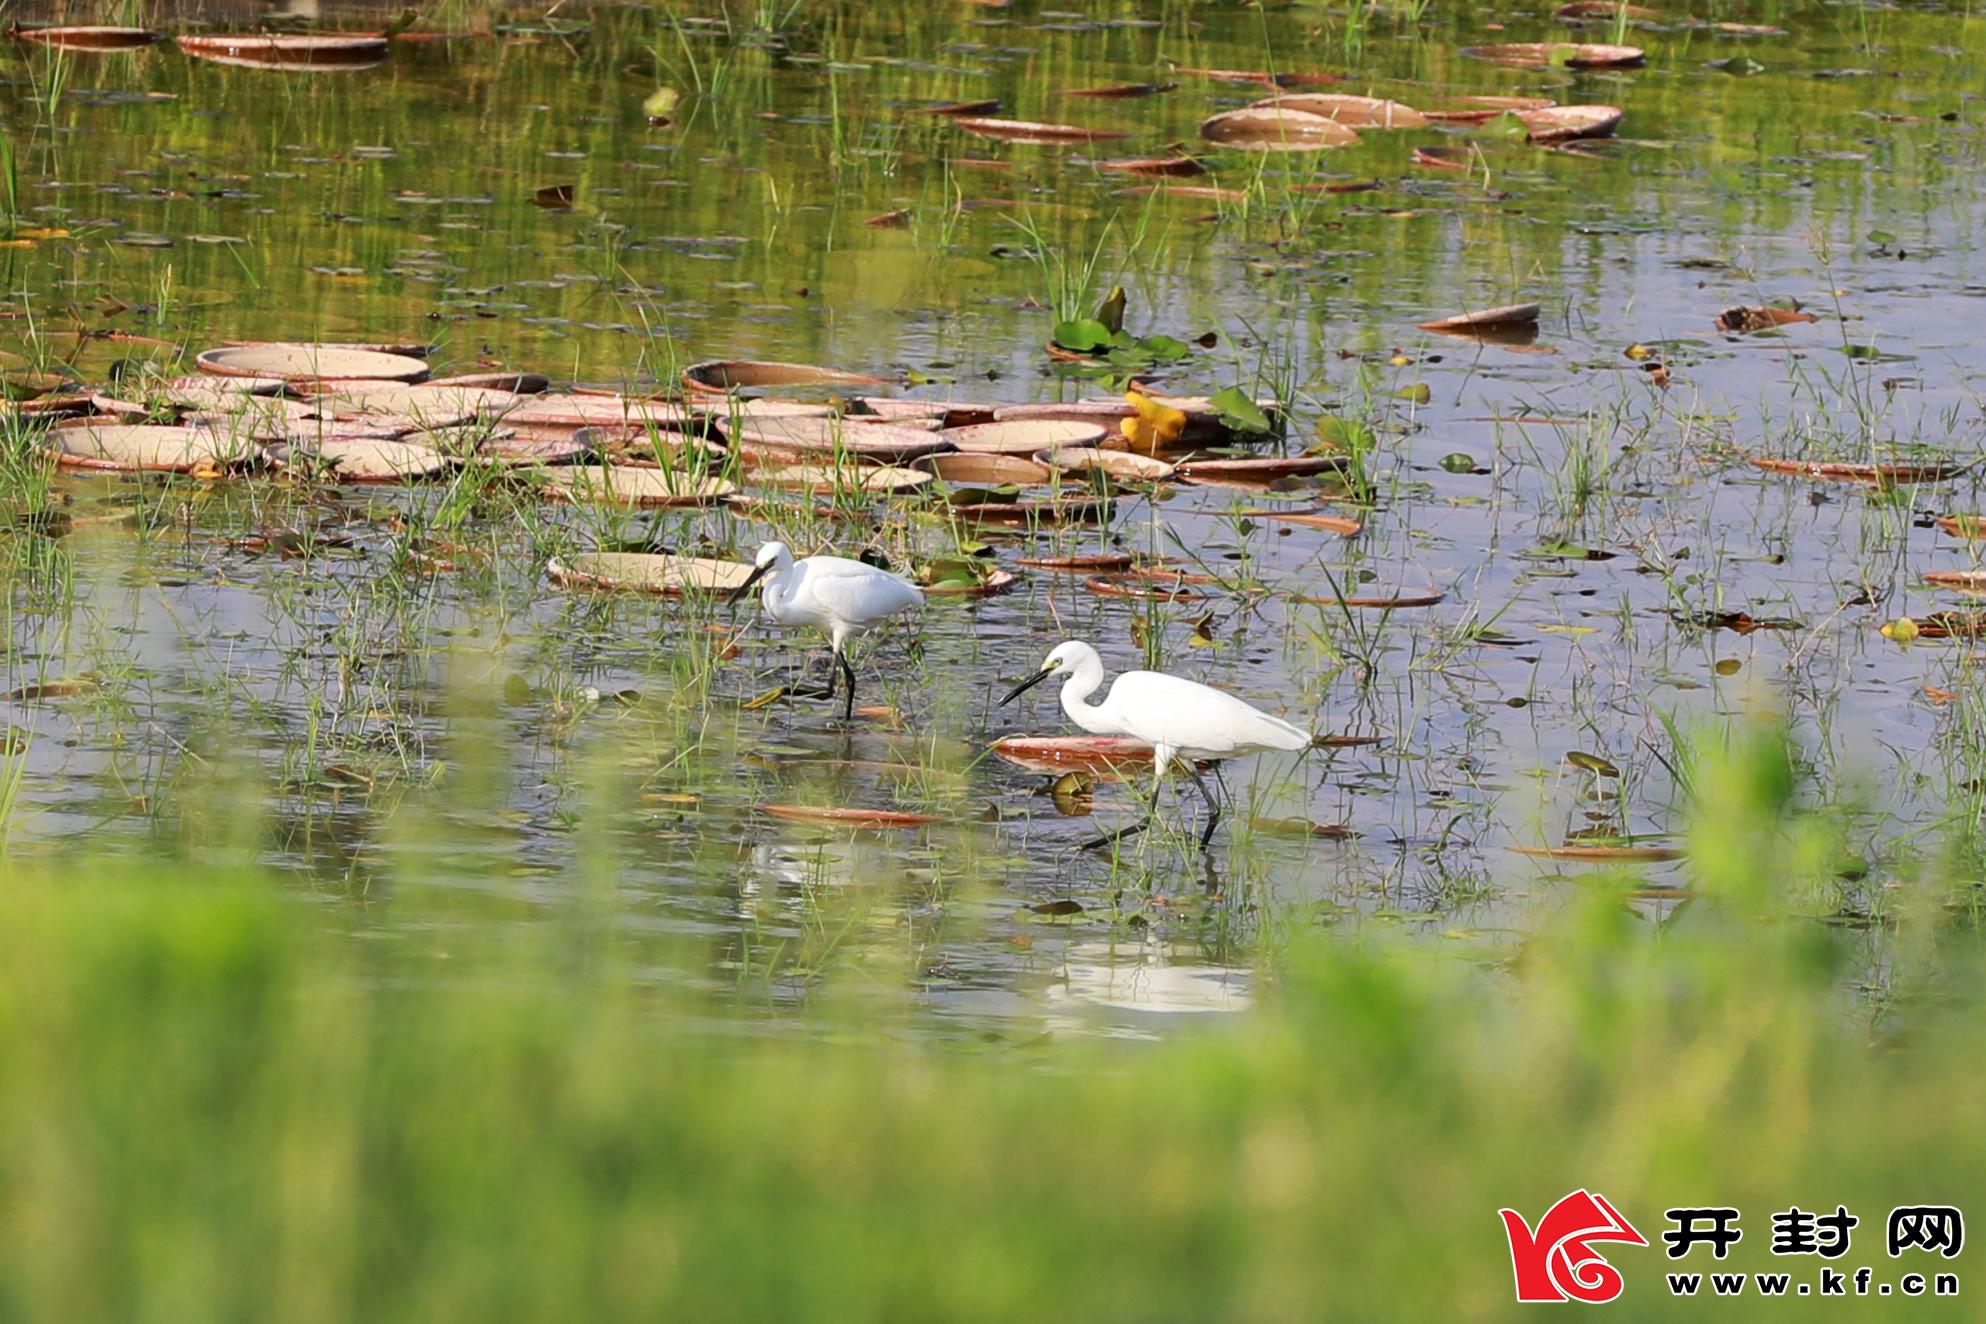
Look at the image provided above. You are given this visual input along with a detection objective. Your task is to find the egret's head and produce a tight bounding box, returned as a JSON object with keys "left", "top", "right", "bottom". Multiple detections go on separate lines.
{"left": 1000, "top": 640, "right": 1086, "bottom": 706}
{"left": 729, "top": 541, "right": 791, "bottom": 606}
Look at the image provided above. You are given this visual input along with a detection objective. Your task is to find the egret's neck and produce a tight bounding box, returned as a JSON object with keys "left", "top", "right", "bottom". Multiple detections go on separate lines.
{"left": 1057, "top": 659, "right": 1111, "bottom": 735}
{"left": 761, "top": 559, "right": 793, "bottom": 611}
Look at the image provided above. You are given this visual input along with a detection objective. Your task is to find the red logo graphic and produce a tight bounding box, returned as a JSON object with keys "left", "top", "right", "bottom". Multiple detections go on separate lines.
{"left": 1500, "top": 1190, "right": 1649, "bottom": 1303}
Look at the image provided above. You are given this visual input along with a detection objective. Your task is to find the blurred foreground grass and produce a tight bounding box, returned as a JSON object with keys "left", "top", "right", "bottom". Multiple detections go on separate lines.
{"left": 0, "top": 728, "right": 1979, "bottom": 1322}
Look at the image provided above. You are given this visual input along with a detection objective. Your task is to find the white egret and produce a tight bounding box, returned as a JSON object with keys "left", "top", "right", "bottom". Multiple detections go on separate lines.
{"left": 728, "top": 541, "right": 923, "bottom": 720}
{"left": 1000, "top": 640, "right": 1313, "bottom": 849}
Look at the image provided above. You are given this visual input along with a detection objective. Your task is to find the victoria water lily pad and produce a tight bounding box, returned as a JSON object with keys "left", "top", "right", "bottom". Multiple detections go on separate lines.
{"left": 48, "top": 424, "right": 259, "bottom": 474}
{"left": 1097, "top": 156, "right": 1208, "bottom": 178}
{"left": 1238, "top": 507, "right": 1364, "bottom": 537}
{"left": 322, "top": 385, "right": 522, "bottom": 425}
{"left": 1554, "top": 1, "right": 1659, "bottom": 18}
{"left": 761, "top": 805, "right": 939, "bottom": 828}
{"left": 1717, "top": 306, "right": 1819, "bottom": 332}
{"left": 265, "top": 437, "right": 456, "bottom": 482}
{"left": 918, "top": 452, "right": 1053, "bottom": 486}
{"left": 1199, "top": 106, "right": 1358, "bottom": 152}
{"left": 1749, "top": 458, "right": 1965, "bottom": 484}
{"left": 1174, "top": 455, "right": 1344, "bottom": 483}
{"left": 197, "top": 344, "right": 429, "bottom": 384}
{"left": 991, "top": 736, "right": 1155, "bottom": 773}
{"left": 1510, "top": 843, "right": 1683, "bottom": 862}
{"left": 1420, "top": 96, "right": 1557, "bottom": 124}
{"left": 176, "top": 33, "right": 389, "bottom": 70}
{"left": 1037, "top": 448, "right": 1174, "bottom": 482}
{"left": 749, "top": 464, "right": 933, "bottom": 495}
{"left": 1517, "top": 105, "right": 1623, "bottom": 143}
{"left": 505, "top": 394, "right": 698, "bottom": 430}
{"left": 546, "top": 552, "right": 754, "bottom": 596}
{"left": 1258, "top": 94, "right": 1427, "bottom": 129}
{"left": 1460, "top": 42, "right": 1645, "bottom": 69}
{"left": 14, "top": 25, "right": 162, "bottom": 50}
{"left": 545, "top": 467, "right": 735, "bottom": 508}
{"left": 951, "top": 117, "right": 1130, "bottom": 144}
{"left": 682, "top": 359, "right": 887, "bottom": 395}
{"left": 940, "top": 420, "right": 1107, "bottom": 454}
{"left": 730, "top": 417, "right": 952, "bottom": 464}
{"left": 1418, "top": 303, "right": 1542, "bottom": 333}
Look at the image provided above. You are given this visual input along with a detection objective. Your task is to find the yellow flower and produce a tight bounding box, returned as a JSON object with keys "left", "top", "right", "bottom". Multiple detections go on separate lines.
{"left": 1880, "top": 617, "right": 1920, "bottom": 644}
{"left": 1119, "top": 392, "right": 1187, "bottom": 453}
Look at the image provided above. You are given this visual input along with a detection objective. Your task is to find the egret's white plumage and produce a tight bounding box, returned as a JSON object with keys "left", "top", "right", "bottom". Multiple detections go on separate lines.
{"left": 731, "top": 541, "right": 922, "bottom": 718}
{"left": 1002, "top": 640, "right": 1313, "bottom": 849}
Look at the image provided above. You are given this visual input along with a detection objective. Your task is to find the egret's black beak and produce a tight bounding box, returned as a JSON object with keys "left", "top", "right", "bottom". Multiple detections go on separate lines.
{"left": 999, "top": 666, "right": 1055, "bottom": 706}
{"left": 727, "top": 561, "right": 771, "bottom": 606}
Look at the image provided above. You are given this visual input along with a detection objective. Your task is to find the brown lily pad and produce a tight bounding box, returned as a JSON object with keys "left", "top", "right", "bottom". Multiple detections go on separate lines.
{"left": 1717, "top": 306, "right": 1819, "bottom": 333}
{"left": 197, "top": 344, "right": 428, "bottom": 383}
{"left": 682, "top": 359, "right": 887, "bottom": 395}
{"left": 952, "top": 117, "right": 1130, "bottom": 144}
{"left": 1419, "top": 303, "right": 1541, "bottom": 333}
{"left": 1555, "top": 1, "right": 1659, "bottom": 17}
{"left": 1511, "top": 843, "right": 1683, "bottom": 862}
{"left": 941, "top": 419, "right": 1109, "bottom": 454}
{"left": 761, "top": 805, "right": 939, "bottom": 829}
{"left": 1199, "top": 106, "right": 1359, "bottom": 152}
{"left": 48, "top": 423, "right": 259, "bottom": 474}
{"left": 1420, "top": 95, "right": 1557, "bottom": 124}
{"left": 1084, "top": 574, "right": 1202, "bottom": 602}
{"left": 991, "top": 736, "right": 1155, "bottom": 773}
{"left": 1063, "top": 82, "right": 1175, "bottom": 99}
{"left": 1037, "top": 448, "right": 1175, "bottom": 482}
{"left": 1098, "top": 156, "right": 1207, "bottom": 178}
{"left": 544, "top": 466, "right": 735, "bottom": 507}
{"left": 14, "top": 25, "right": 162, "bottom": 50}
{"left": 730, "top": 417, "right": 952, "bottom": 464}
{"left": 919, "top": 452, "right": 1053, "bottom": 486}
{"left": 547, "top": 552, "right": 754, "bottom": 596}
{"left": 427, "top": 371, "right": 551, "bottom": 394}
{"left": 1518, "top": 104, "right": 1623, "bottom": 142}
{"left": 265, "top": 437, "right": 455, "bottom": 482}
{"left": 748, "top": 464, "right": 934, "bottom": 495}
{"left": 1175, "top": 455, "right": 1343, "bottom": 483}
{"left": 176, "top": 33, "right": 389, "bottom": 70}
{"left": 1749, "top": 458, "right": 1966, "bottom": 484}
{"left": 1936, "top": 515, "right": 1986, "bottom": 539}
{"left": 504, "top": 394, "right": 698, "bottom": 430}
{"left": 1290, "top": 591, "right": 1447, "bottom": 609}
{"left": 1258, "top": 93, "right": 1427, "bottom": 129}
{"left": 1238, "top": 507, "right": 1364, "bottom": 537}
{"left": 1015, "top": 552, "right": 1136, "bottom": 572}
{"left": 1460, "top": 42, "right": 1645, "bottom": 69}
{"left": 921, "top": 98, "right": 1002, "bottom": 117}
{"left": 1924, "top": 570, "right": 1986, "bottom": 595}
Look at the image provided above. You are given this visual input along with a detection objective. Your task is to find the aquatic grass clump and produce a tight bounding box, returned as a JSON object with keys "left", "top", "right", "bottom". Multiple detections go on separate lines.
{"left": 0, "top": 730, "right": 1976, "bottom": 1320}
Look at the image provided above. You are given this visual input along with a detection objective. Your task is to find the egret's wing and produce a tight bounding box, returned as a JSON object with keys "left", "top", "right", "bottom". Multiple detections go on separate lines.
{"left": 797, "top": 558, "right": 924, "bottom": 626}
{"left": 1107, "top": 671, "right": 1311, "bottom": 756}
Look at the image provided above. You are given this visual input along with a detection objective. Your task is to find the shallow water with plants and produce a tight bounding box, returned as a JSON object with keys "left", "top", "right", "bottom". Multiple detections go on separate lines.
{"left": 1, "top": 0, "right": 1984, "bottom": 1040}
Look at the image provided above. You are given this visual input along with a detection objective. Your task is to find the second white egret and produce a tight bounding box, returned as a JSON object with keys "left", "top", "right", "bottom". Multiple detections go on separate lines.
{"left": 729, "top": 541, "right": 923, "bottom": 720}
{"left": 1000, "top": 640, "right": 1314, "bottom": 849}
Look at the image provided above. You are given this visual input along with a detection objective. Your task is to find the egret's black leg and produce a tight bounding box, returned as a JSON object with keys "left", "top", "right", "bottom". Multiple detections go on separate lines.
{"left": 797, "top": 649, "right": 837, "bottom": 703}
{"left": 1082, "top": 779, "right": 1158, "bottom": 851}
{"left": 1182, "top": 764, "right": 1223, "bottom": 850}
{"left": 838, "top": 650, "right": 858, "bottom": 721}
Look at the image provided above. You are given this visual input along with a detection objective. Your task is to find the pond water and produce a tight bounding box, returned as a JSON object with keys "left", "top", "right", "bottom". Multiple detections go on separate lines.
{"left": 0, "top": 0, "right": 1981, "bottom": 1037}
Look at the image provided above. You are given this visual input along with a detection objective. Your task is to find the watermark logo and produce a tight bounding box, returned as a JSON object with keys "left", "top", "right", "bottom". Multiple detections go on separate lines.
{"left": 1499, "top": 1190, "right": 1650, "bottom": 1304}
